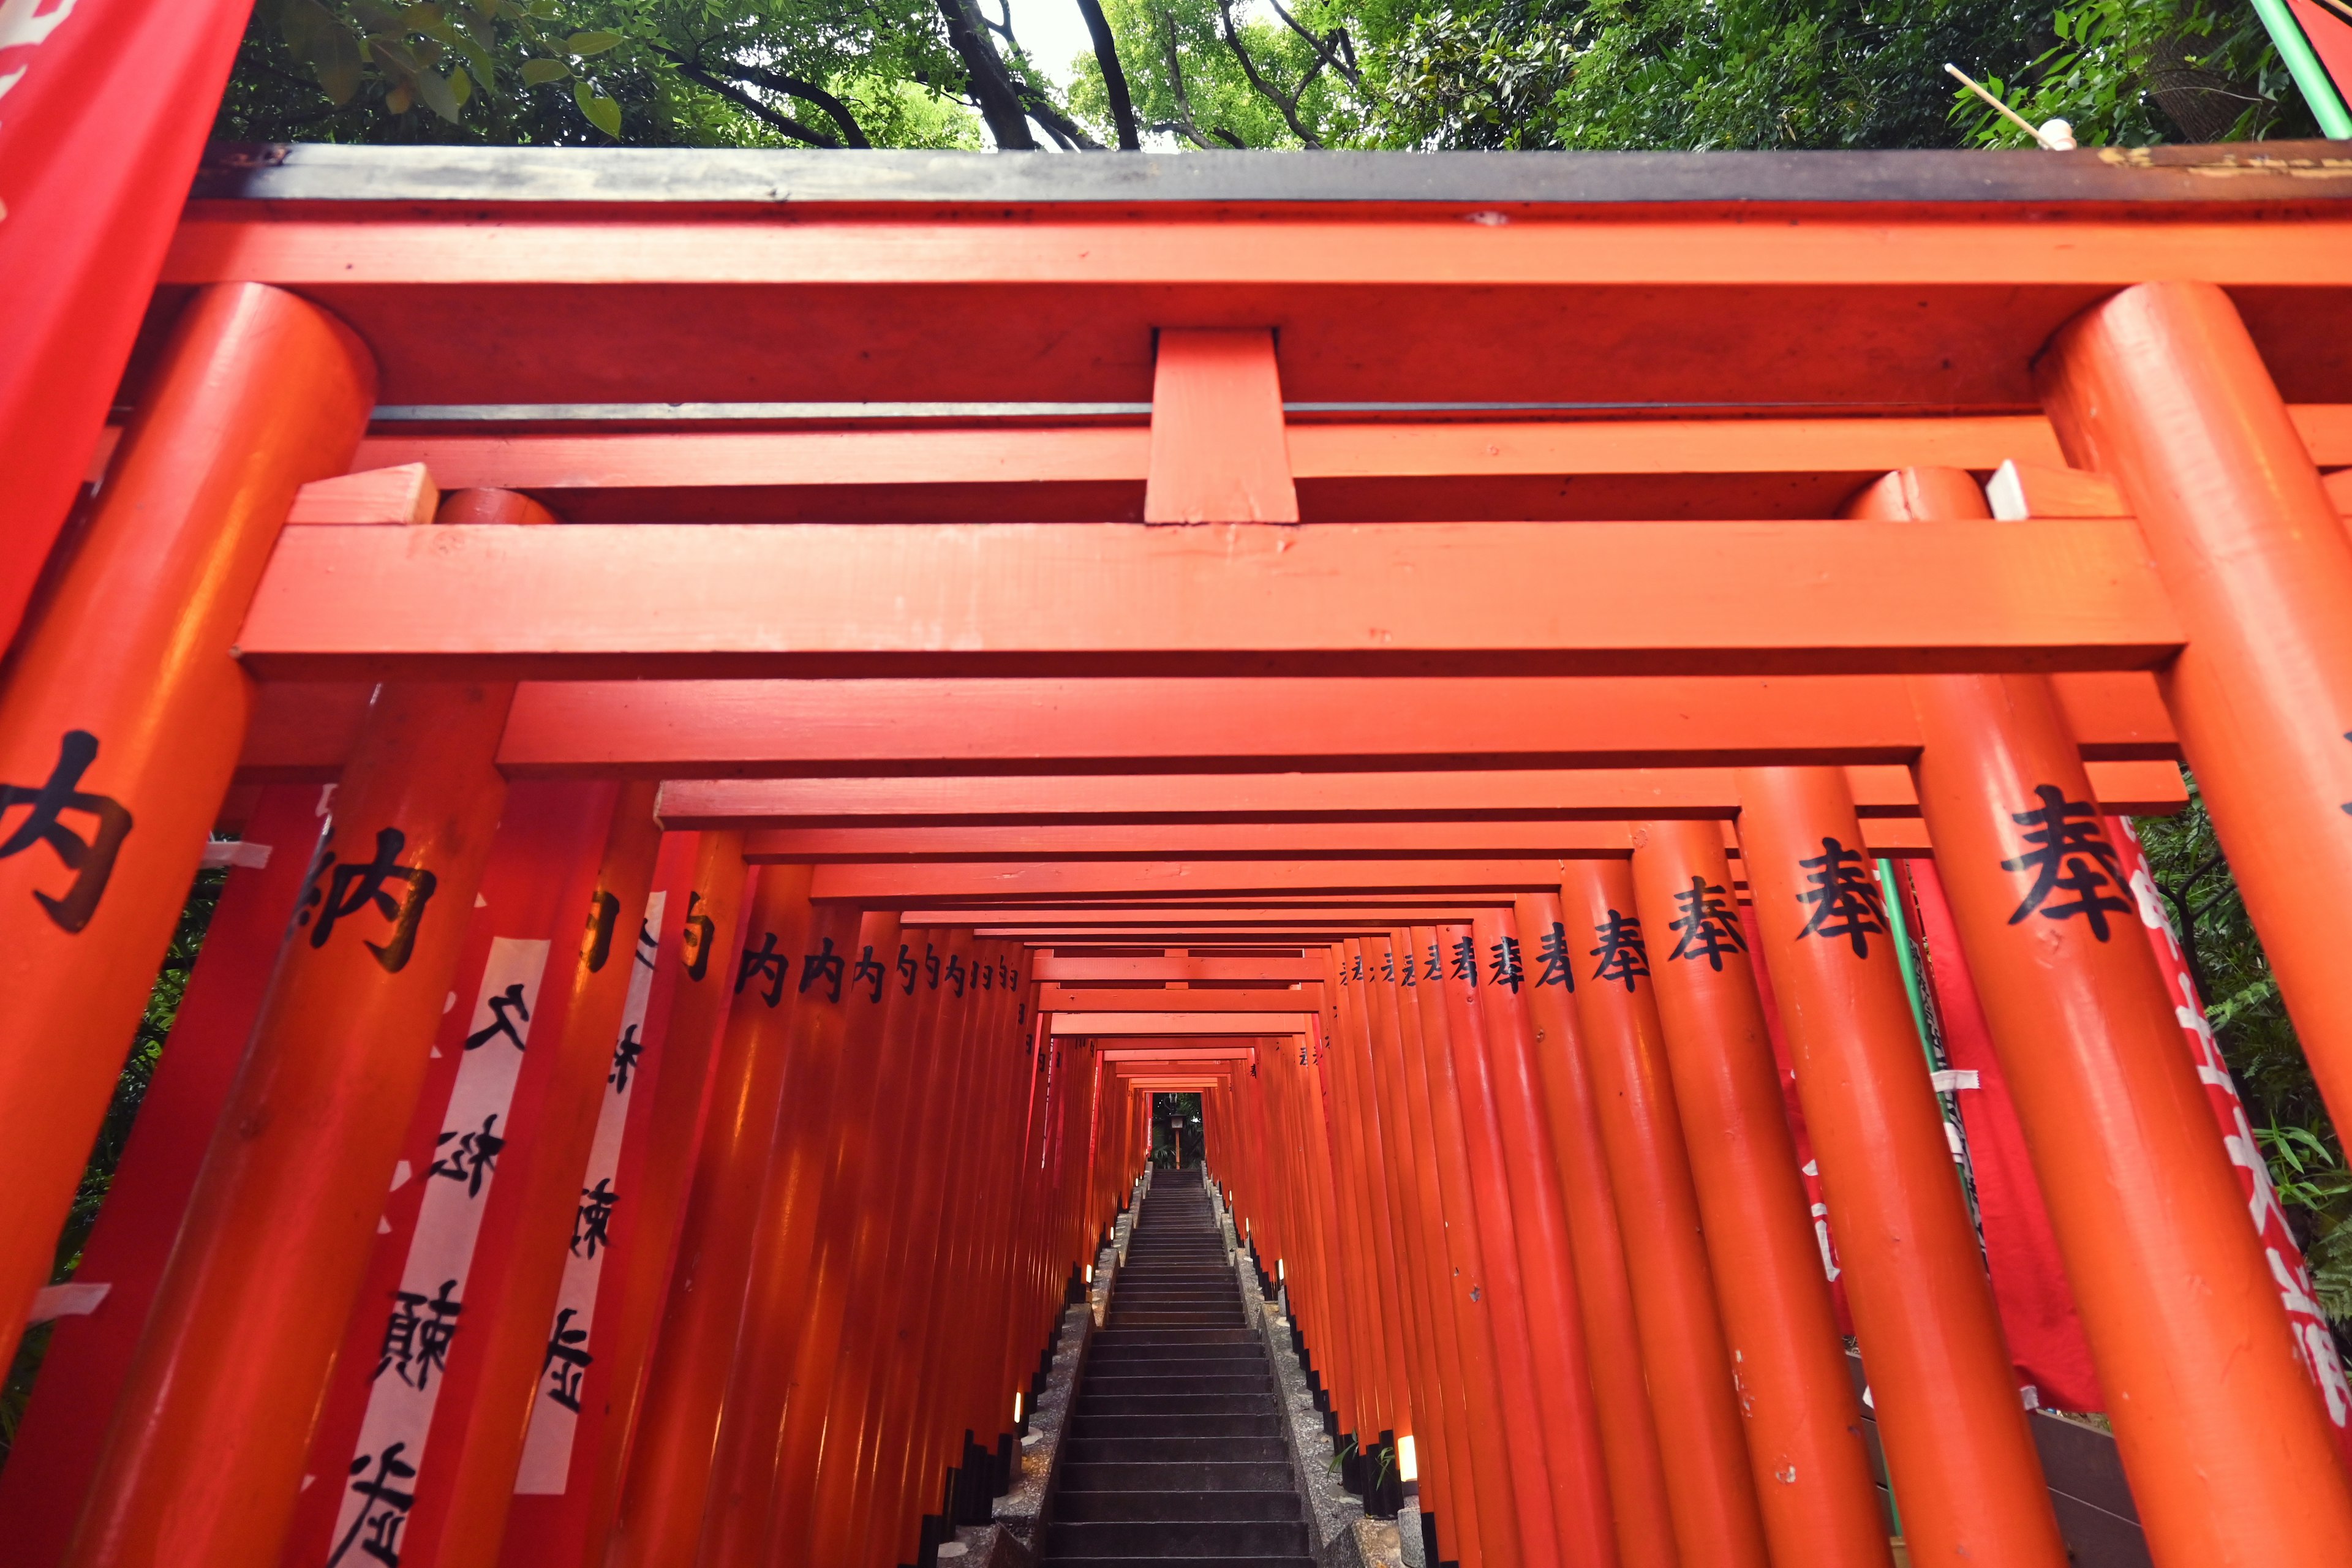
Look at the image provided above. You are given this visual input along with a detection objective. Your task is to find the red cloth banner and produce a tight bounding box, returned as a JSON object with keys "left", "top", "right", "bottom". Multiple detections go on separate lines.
{"left": 0, "top": 0, "right": 255, "bottom": 648}
{"left": 1904, "top": 858, "right": 2105, "bottom": 1412}
{"left": 2106, "top": 815, "right": 2352, "bottom": 1460}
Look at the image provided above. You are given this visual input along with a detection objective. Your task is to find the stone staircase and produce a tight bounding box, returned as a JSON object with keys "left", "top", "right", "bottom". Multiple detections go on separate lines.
{"left": 1044, "top": 1167, "right": 1314, "bottom": 1567}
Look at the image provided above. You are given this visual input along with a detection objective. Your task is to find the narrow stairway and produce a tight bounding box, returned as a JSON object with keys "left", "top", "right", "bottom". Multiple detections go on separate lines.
{"left": 1045, "top": 1166, "right": 1314, "bottom": 1567}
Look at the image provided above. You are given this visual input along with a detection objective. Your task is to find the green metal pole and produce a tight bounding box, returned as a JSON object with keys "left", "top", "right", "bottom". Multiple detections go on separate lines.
{"left": 2250, "top": 0, "right": 2352, "bottom": 138}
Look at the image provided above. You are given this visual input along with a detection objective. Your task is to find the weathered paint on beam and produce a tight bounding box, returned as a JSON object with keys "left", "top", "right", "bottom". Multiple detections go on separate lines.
{"left": 232, "top": 521, "right": 2180, "bottom": 682}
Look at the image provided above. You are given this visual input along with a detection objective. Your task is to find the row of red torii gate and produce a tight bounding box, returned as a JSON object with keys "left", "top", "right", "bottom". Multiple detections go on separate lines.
{"left": 10, "top": 139, "right": 2352, "bottom": 1568}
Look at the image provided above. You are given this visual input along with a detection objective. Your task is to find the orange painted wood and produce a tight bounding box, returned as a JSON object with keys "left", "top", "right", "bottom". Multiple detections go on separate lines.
{"left": 164, "top": 213, "right": 2352, "bottom": 292}
{"left": 1037, "top": 986, "right": 1314, "bottom": 1011}
{"left": 1099, "top": 1046, "right": 1257, "bottom": 1060}
{"left": 287, "top": 461, "right": 439, "bottom": 524}
{"left": 815, "top": 860, "right": 1620, "bottom": 902}
{"left": 0, "top": 285, "right": 372, "bottom": 1379}
{"left": 232, "top": 519, "right": 2180, "bottom": 682}
{"left": 1983, "top": 459, "right": 2127, "bottom": 519}
{"left": 1036, "top": 956, "right": 1324, "bottom": 981}
{"left": 2044, "top": 283, "right": 2352, "bottom": 1197}
{"left": 1146, "top": 328, "right": 1297, "bottom": 522}
{"left": 660, "top": 760, "right": 2185, "bottom": 824}
{"left": 241, "top": 674, "right": 2182, "bottom": 780}
{"left": 1051, "top": 1012, "right": 1310, "bottom": 1034}
{"left": 320, "top": 407, "right": 2352, "bottom": 507}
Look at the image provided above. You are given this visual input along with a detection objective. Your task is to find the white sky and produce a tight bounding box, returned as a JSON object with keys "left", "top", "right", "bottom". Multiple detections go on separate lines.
{"left": 1000, "top": 0, "right": 1101, "bottom": 89}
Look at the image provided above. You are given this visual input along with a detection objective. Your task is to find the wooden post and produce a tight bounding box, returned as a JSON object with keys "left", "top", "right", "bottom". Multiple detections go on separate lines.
{"left": 1869, "top": 461, "right": 2352, "bottom": 1566}
{"left": 2041, "top": 282, "right": 2352, "bottom": 1137}
{"left": 0, "top": 283, "right": 372, "bottom": 1371}
{"left": 1736, "top": 760, "right": 2067, "bottom": 1568}
{"left": 1559, "top": 861, "right": 1772, "bottom": 1568}
{"left": 1629, "top": 820, "right": 1892, "bottom": 1568}
{"left": 1513, "top": 892, "right": 1678, "bottom": 1568}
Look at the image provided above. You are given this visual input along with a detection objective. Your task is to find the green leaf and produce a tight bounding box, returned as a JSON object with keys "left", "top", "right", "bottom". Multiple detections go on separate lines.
{"left": 575, "top": 78, "right": 623, "bottom": 135}
{"left": 521, "top": 56, "right": 570, "bottom": 83}
{"left": 448, "top": 62, "right": 474, "bottom": 106}
{"left": 566, "top": 29, "right": 624, "bottom": 55}
{"left": 415, "top": 62, "right": 465, "bottom": 120}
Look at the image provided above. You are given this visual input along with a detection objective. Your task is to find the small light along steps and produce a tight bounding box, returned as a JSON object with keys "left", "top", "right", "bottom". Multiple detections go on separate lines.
{"left": 1044, "top": 1166, "right": 1313, "bottom": 1568}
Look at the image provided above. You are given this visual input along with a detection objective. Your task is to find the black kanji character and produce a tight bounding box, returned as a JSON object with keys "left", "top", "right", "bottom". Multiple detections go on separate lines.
{"left": 800, "top": 935, "right": 846, "bottom": 1003}
{"left": 897, "top": 943, "right": 919, "bottom": 996}
{"left": 1536, "top": 921, "right": 1574, "bottom": 991}
{"left": 1667, "top": 876, "right": 1749, "bottom": 972}
{"left": 1488, "top": 935, "right": 1523, "bottom": 992}
{"left": 298, "top": 826, "right": 438, "bottom": 973}
{"left": 375, "top": 1280, "right": 462, "bottom": 1390}
{"left": 2002, "top": 784, "right": 2133, "bottom": 941}
{"left": 542, "top": 1306, "right": 592, "bottom": 1412}
{"left": 851, "top": 943, "right": 887, "bottom": 1003}
{"left": 1380, "top": 949, "right": 1397, "bottom": 984}
{"left": 634, "top": 914, "right": 657, "bottom": 971}
{"left": 463, "top": 983, "right": 531, "bottom": 1051}
{"left": 582, "top": 889, "right": 620, "bottom": 973}
{"left": 573, "top": 1177, "right": 619, "bottom": 1258}
{"left": 925, "top": 946, "right": 943, "bottom": 990}
{"left": 608, "top": 1024, "right": 644, "bottom": 1093}
{"left": 1423, "top": 943, "right": 1442, "bottom": 983}
{"left": 1399, "top": 945, "right": 1417, "bottom": 988}
{"left": 1796, "top": 837, "right": 1888, "bottom": 959}
{"left": 328, "top": 1442, "right": 417, "bottom": 1567}
{"left": 1450, "top": 935, "right": 1479, "bottom": 986}
{"left": 1589, "top": 910, "right": 1650, "bottom": 992}
{"left": 737, "top": 932, "right": 789, "bottom": 1007}
{"left": 943, "top": 954, "right": 967, "bottom": 998}
{"left": 976, "top": 954, "right": 994, "bottom": 991}
{"left": 680, "top": 891, "right": 717, "bottom": 982}
{"left": 0, "top": 729, "right": 132, "bottom": 933}
{"left": 430, "top": 1114, "right": 505, "bottom": 1199}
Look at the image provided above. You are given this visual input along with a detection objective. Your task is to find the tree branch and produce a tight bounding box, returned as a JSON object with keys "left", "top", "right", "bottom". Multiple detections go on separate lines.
{"left": 1014, "top": 75, "right": 1105, "bottom": 148}
{"left": 1076, "top": 0, "right": 1141, "bottom": 148}
{"left": 1216, "top": 0, "right": 1324, "bottom": 145}
{"left": 1153, "top": 6, "right": 1223, "bottom": 147}
{"left": 670, "top": 59, "right": 843, "bottom": 146}
{"left": 936, "top": 0, "right": 1038, "bottom": 147}
{"left": 689, "top": 55, "right": 873, "bottom": 146}
{"left": 1265, "top": 0, "right": 1362, "bottom": 88}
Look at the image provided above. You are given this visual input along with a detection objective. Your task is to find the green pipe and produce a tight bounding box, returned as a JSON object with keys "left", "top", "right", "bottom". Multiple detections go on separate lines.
{"left": 1875, "top": 859, "right": 1936, "bottom": 1068}
{"left": 2250, "top": 0, "right": 2352, "bottom": 139}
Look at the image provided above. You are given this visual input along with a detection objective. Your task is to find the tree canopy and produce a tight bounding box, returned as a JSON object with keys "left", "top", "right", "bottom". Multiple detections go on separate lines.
{"left": 221, "top": 0, "right": 2321, "bottom": 152}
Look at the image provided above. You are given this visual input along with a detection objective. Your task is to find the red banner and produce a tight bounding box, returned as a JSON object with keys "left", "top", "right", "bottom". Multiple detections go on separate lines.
{"left": 0, "top": 0, "right": 254, "bottom": 648}
{"left": 2106, "top": 816, "right": 2352, "bottom": 1459}
{"left": 1904, "top": 858, "right": 2103, "bottom": 1412}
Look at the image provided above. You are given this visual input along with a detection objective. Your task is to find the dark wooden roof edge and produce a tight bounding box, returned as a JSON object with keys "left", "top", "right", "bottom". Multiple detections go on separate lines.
{"left": 195, "top": 140, "right": 2352, "bottom": 208}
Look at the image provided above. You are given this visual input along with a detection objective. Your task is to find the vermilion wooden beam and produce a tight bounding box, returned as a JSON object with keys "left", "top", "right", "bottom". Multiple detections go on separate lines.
{"left": 1052, "top": 1013, "right": 1306, "bottom": 1035}
{"left": 1101, "top": 1047, "right": 1259, "bottom": 1061}
{"left": 1035, "top": 957, "right": 1325, "bottom": 981}
{"left": 341, "top": 410, "right": 2352, "bottom": 526}
{"left": 1038, "top": 988, "right": 1316, "bottom": 1012}
{"left": 660, "top": 760, "right": 2185, "bottom": 827}
{"left": 820, "top": 861, "right": 1654, "bottom": 903}
{"left": 241, "top": 674, "right": 2178, "bottom": 782}
{"left": 231, "top": 519, "right": 2179, "bottom": 682}
{"left": 165, "top": 213, "right": 2352, "bottom": 293}
{"left": 720, "top": 784, "right": 2176, "bottom": 858}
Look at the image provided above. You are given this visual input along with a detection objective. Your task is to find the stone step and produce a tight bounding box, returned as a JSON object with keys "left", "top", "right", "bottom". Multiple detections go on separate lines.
{"left": 1069, "top": 1412, "right": 1286, "bottom": 1441}
{"left": 1057, "top": 1434, "right": 1289, "bottom": 1465}
{"left": 1044, "top": 1520, "right": 1314, "bottom": 1557}
{"left": 1083, "top": 1374, "right": 1273, "bottom": 1397}
{"left": 1075, "top": 1392, "right": 1280, "bottom": 1417}
{"left": 1056, "top": 1461, "right": 1295, "bottom": 1493}
{"left": 1055, "top": 1490, "right": 1305, "bottom": 1523}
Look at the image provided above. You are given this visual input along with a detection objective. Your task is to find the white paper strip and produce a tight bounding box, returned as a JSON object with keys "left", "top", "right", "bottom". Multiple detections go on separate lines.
{"left": 325, "top": 936, "right": 551, "bottom": 1566}
{"left": 513, "top": 894, "right": 663, "bottom": 1494}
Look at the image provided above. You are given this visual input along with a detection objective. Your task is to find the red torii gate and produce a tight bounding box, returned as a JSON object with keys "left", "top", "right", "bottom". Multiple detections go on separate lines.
{"left": 0, "top": 138, "right": 2350, "bottom": 1568}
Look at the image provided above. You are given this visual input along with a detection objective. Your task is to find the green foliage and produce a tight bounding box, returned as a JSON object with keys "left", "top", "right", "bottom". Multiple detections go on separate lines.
{"left": 0, "top": 867, "right": 226, "bottom": 1474}
{"left": 1957, "top": 0, "right": 2315, "bottom": 145}
{"left": 222, "top": 0, "right": 985, "bottom": 149}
